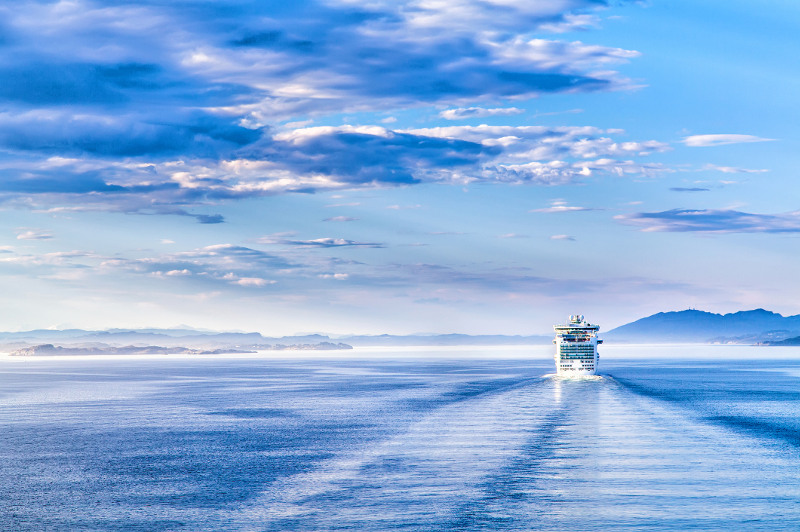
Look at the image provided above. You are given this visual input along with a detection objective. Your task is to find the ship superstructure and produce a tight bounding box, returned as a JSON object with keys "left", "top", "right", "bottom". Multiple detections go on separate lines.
{"left": 553, "top": 315, "right": 602, "bottom": 375}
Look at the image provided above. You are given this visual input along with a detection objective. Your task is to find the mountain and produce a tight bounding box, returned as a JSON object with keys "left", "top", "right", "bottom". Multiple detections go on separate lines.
{"left": 605, "top": 309, "right": 800, "bottom": 343}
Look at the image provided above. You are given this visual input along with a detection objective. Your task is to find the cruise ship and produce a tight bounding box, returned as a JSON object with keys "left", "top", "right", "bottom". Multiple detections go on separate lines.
{"left": 553, "top": 315, "right": 602, "bottom": 375}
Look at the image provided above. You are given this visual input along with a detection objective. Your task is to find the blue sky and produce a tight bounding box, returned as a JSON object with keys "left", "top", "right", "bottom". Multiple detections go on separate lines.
{"left": 0, "top": 0, "right": 798, "bottom": 334}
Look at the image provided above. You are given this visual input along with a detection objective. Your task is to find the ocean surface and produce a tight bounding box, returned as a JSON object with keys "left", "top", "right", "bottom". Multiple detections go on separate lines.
{"left": 3, "top": 345, "right": 800, "bottom": 531}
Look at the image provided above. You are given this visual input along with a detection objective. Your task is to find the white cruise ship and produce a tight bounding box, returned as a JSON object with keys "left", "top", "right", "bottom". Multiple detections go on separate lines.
{"left": 553, "top": 315, "right": 602, "bottom": 375}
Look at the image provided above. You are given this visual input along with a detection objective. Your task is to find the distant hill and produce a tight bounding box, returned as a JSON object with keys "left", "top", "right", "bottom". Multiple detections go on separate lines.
{"left": 605, "top": 309, "right": 800, "bottom": 343}
{"left": 761, "top": 336, "right": 800, "bottom": 346}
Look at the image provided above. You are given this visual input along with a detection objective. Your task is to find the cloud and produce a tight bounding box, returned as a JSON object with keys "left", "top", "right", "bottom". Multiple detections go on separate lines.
{"left": 318, "top": 273, "right": 349, "bottom": 280}
{"left": 615, "top": 209, "right": 800, "bottom": 233}
{"left": 682, "top": 134, "right": 775, "bottom": 147}
{"left": 0, "top": 237, "right": 702, "bottom": 309}
{"left": 498, "top": 233, "right": 529, "bottom": 239}
{"left": 0, "top": 242, "right": 333, "bottom": 298}
{"left": 16, "top": 228, "right": 53, "bottom": 240}
{"left": 670, "top": 187, "right": 710, "bottom": 192}
{"left": 0, "top": 0, "right": 655, "bottom": 216}
{"left": 202, "top": 124, "right": 667, "bottom": 193}
{"left": 194, "top": 214, "right": 225, "bottom": 224}
{"left": 530, "top": 200, "right": 597, "bottom": 213}
{"left": 0, "top": 123, "right": 668, "bottom": 217}
{"left": 538, "top": 13, "right": 601, "bottom": 33}
{"left": 703, "top": 164, "right": 768, "bottom": 174}
{"left": 238, "top": 125, "right": 491, "bottom": 189}
{"left": 550, "top": 234, "right": 576, "bottom": 241}
{"left": 0, "top": 110, "right": 261, "bottom": 158}
{"left": 439, "top": 107, "right": 524, "bottom": 120}
{"left": 224, "top": 274, "right": 276, "bottom": 287}
{"left": 165, "top": 269, "right": 191, "bottom": 276}
{"left": 101, "top": 243, "right": 298, "bottom": 289}
{"left": 3, "top": 0, "right": 637, "bottom": 116}
{"left": 324, "top": 216, "right": 359, "bottom": 222}
{"left": 281, "top": 238, "right": 385, "bottom": 248}
{"left": 0, "top": 250, "right": 96, "bottom": 269}
{"left": 406, "top": 124, "right": 669, "bottom": 157}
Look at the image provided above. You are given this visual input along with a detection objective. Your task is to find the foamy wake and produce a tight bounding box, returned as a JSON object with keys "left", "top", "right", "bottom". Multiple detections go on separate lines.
{"left": 542, "top": 373, "right": 604, "bottom": 381}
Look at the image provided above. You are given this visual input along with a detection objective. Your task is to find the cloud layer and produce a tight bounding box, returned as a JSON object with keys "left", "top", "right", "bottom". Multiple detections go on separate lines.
{"left": 682, "top": 134, "right": 775, "bottom": 147}
{"left": 0, "top": 0, "right": 661, "bottom": 218}
{"left": 616, "top": 209, "right": 800, "bottom": 233}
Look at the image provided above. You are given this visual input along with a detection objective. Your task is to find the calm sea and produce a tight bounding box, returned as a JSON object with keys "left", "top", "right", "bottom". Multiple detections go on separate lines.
{"left": 3, "top": 345, "right": 800, "bottom": 531}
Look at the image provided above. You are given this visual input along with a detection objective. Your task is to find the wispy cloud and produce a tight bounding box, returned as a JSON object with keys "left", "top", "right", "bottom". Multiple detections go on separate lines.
{"left": 670, "top": 187, "right": 710, "bottom": 192}
{"left": 616, "top": 209, "right": 800, "bottom": 233}
{"left": 161, "top": 269, "right": 192, "bottom": 277}
{"left": 222, "top": 274, "right": 276, "bottom": 287}
{"left": 0, "top": 250, "right": 95, "bottom": 268}
{"left": 439, "top": 107, "right": 524, "bottom": 120}
{"left": 550, "top": 234, "right": 576, "bottom": 241}
{"left": 103, "top": 244, "right": 297, "bottom": 289}
{"left": 323, "top": 216, "right": 359, "bottom": 222}
{"left": 703, "top": 164, "right": 769, "bottom": 174}
{"left": 531, "top": 200, "right": 598, "bottom": 213}
{"left": 16, "top": 228, "right": 53, "bottom": 240}
{"left": 682, "top": 134, "right": 775, "bottom": 147}
{"left": 279, "top": 238, "right": 384, "bottom": 248}
{"left": 318, "top": 273, "right": 349, "bottom": 280}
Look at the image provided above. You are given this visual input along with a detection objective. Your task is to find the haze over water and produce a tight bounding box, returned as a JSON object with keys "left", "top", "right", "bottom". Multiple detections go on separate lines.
{"left": 3, "top": 346, "right": 800, "bottom": 531}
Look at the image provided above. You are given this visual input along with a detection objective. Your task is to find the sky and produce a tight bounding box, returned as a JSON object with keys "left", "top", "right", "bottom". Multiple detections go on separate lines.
{"left": 0, "top": 0, "right": 799, "bottom": 335}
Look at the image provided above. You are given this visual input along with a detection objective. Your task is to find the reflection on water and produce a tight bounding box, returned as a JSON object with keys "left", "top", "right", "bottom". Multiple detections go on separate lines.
{"left": 2, "top": 349, "right": 800, "bottom": 530}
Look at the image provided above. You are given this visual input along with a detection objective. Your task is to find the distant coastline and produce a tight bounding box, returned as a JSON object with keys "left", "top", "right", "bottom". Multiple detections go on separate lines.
{"left": 9, "top": 342, "right": 353, "bottom": 357}
{"left": 4, "top": 308, "right": 800, "bottom": 354}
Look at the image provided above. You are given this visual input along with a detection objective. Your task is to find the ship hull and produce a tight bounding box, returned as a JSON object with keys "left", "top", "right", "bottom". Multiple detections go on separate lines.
{"left": 554, "top": 351, "right": 598, "bottom": 376}
{"left": 553, "top": 315, "right": 601, "bottom": 376}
